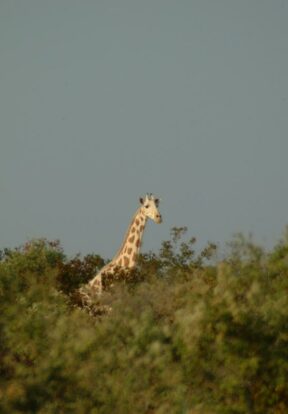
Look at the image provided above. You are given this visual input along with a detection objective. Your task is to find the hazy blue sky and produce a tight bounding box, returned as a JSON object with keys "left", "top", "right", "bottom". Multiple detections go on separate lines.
{"left": 1, "top": 0, "right": 288, "bottom": 258}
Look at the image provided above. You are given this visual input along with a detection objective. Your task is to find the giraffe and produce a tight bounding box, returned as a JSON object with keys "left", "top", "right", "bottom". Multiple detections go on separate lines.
{"left": 80, "top": 194, "right": 162, "bottom": 300}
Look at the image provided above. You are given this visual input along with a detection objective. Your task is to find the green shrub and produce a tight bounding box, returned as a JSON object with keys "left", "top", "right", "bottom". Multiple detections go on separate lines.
{"left": 0, "top": 231, "right": 288, "bottom": 413}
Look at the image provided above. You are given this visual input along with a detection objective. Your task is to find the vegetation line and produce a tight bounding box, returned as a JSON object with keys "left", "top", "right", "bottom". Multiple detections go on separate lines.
{"left": 1, "top": 227, "right": 288, "bottom": 413}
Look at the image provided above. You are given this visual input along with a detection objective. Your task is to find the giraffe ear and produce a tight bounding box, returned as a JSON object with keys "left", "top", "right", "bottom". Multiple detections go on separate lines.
{"left": 139, "top": 197, "right": 144, "bottom": 205}
{"left": 155, "top": 198, "right": 159, "bottom": 206}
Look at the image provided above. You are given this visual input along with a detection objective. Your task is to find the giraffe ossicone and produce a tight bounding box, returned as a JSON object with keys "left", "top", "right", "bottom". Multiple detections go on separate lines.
{"left": 81, "top": 194, "right": 162, "bottom": 299}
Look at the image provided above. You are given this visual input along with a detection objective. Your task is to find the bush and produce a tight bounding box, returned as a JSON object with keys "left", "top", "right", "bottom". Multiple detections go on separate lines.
{"left": 0, "top": 231, "right": 288, "bottom": 413}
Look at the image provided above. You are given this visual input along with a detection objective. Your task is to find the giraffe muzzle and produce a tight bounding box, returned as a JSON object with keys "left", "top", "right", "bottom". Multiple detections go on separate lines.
{"left": 155, "top": 214, "right": 162, "bottom": 224}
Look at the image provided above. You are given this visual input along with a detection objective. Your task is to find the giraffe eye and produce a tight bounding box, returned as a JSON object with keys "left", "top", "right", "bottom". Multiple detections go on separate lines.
{"left": 145, "top": 205, "right": 149, "bottom": 208}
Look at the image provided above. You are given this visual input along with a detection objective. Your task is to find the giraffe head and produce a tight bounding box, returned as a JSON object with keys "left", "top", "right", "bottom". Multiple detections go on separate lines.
{"left": 139, "top": 194, "right": 162, "bottom": 224}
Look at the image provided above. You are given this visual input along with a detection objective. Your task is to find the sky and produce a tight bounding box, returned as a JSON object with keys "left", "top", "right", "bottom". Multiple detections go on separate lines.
{"left": 1, "top": 0, "right": 288, "bottom": 258}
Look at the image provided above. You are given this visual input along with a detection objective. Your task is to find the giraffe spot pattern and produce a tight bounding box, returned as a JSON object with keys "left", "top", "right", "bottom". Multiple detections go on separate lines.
{"left": 123, "top": 256, "right": 130, "bottom": 267}
{"left": 136, "top": 239, "right": 140, "bottom": 248}
{"left": 135, "top": 219, "right": 140, "bottom": 226}
{"left": 127, "top": 247, "right": 133, "bottom": 255}
{"left": 129, "top": 236, "right": 135, "bottom": 244}
{"left": 131, "top": 227, "right": 136, "bottom": 233}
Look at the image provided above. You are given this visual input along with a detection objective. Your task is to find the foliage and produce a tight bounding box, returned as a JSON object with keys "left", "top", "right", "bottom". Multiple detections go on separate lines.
{"left": 1, "top": 230, "right": 288, "bottom": 413}
{"left": 57, "top": 253, "right": 105, "bottom": 295}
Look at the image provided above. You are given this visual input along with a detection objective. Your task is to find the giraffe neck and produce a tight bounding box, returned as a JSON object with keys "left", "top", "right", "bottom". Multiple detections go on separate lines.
{"left": 112, "top": 208, "right": 147, "bottom": 269}
{"left": 86, "top": 208, "right": 148, "bottom": 293}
